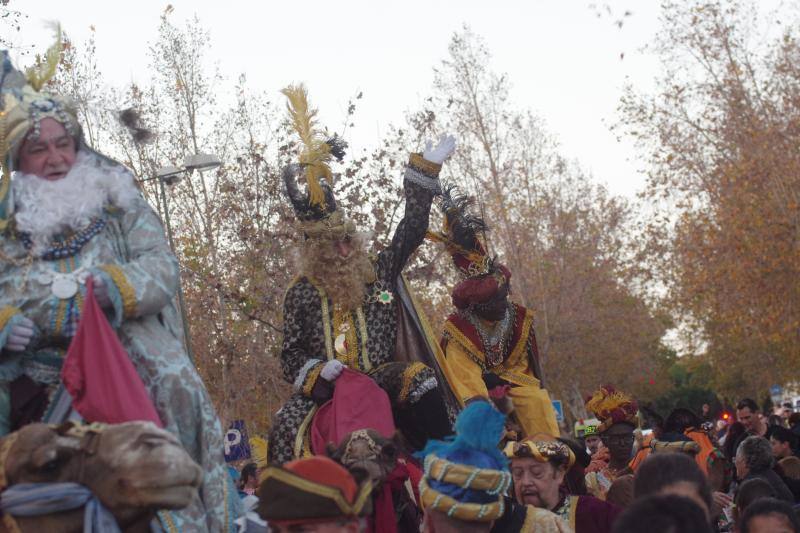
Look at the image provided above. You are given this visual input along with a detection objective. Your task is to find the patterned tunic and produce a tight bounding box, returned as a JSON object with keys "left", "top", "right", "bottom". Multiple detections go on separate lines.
{"left": 0, "top": 158, "right": 239, "bottom": 531}
{"left": 269, "top": 156, "right": 442, "bottom": 464}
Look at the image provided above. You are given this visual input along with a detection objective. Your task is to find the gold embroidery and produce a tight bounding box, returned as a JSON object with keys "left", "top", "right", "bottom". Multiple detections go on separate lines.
{"left": 293, "top": 405, "right": 318, "bottom": 459}
{"left": 399, "top": 362, "right": 427, "bottom": 403}
{"left": 506, "top": 308, "right": 534, "bottom": 368}
{"left": 568, "top": 495, "right": 579, "bottom": 529}
{"left": 356, "top": 307, "right": 370, "bottom": 371}
{"left": 306, "top": 280, "right": 334, "bottom": 361}
{"left": 302, "top": 364, "right": 324, "bottom": 397}
{"left": 98, "top": 264, "right": 136, "bottom": 318}
{"left": 444, "top": 321, "right": 486, "bottom": 368}
{"left": 157, "top": 511, "right": 179, "bottom": 533}
{"left": 0, "top": 306, "right": 20, "bottom": 332}
{"left": 333, "top": 307, "right": 358, "bottom": 369}
{"left": 408, "top": 153, "right": 442, "bottom": 178}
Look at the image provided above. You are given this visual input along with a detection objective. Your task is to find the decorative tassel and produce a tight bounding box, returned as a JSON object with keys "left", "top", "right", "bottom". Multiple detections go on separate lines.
{"left": 25, "top": 23, "right": 63, "bottom": 92}
{"left": 281, "top": 84, "right": 334, "bottom": 208}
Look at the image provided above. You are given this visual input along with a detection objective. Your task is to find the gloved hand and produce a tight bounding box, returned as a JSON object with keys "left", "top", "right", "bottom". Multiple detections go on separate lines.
{"left": 93, "top": 276, "right": 112, "bottom": 309}
{"left": 422, "top": 134, "right": 457, "bottom": 164}
{"left": 320, "top": 359, "right": 345, "bottom": 382}
{"left": 6, "top": 316, "right": 34, "bottom": 352}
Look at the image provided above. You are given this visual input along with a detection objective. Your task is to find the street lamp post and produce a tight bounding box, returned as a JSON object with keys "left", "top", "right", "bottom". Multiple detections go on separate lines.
{"left": 141, "top": 153, "right": 222, "bottom": 362}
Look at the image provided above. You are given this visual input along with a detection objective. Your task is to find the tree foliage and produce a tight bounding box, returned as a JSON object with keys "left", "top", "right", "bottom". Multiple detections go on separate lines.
{"left": 620, "top": 1, "right": 800, "bottom": 399}
{"left": 38, "top": 14, "right": 672, "bottom": 432}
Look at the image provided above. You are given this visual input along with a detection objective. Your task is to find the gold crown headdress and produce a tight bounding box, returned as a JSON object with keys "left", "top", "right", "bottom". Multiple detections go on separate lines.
{"left": 0, "top": 24, "right": 79, "bottom": 231}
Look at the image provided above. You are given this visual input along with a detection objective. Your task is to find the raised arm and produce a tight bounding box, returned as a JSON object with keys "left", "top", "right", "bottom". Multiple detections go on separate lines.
{"left": 377, "top": 135, "right": 456, "bottom": 281}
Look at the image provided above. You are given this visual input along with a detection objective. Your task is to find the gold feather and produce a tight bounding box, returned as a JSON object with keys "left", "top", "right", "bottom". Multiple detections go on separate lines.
{"left": 281, "top": 84, "right": 332, "bottom": 208}
{"left": 26, "top": 23, "right": 63, "bottom": 92}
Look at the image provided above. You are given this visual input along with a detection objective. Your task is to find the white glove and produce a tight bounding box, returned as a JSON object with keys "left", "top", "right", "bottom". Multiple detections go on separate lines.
{"left": 320, "top": 360, "right": 345, "bottom": 382}
{"left": 422, "top": 134, "right": 457, "bottom": 165}
{"left": 93, "top": 277, "right": 112, "bottom": 309}
{"left": 6, "top": 316, "right": 34, "bottom": 352}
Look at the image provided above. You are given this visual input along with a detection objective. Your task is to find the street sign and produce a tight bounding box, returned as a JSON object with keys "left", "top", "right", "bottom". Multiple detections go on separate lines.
{"left": 771, "top": 385, "right": 784, "bottom": 404}
{"left": 552, "top": 400, "right": 564, "bottom": 423}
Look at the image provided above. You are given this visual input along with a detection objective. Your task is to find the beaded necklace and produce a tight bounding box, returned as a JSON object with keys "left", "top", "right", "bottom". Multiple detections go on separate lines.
{"left": 18, "top": 216, "right": 106, "bottom": 261}
{"left": 463, "top": 303, "right": 515, "bottom": 367}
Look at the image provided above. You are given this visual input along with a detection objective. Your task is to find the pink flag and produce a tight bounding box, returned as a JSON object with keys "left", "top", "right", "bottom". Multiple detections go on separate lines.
{"left": 61, "top": 279, "right": 162, "bottom": 427}
{"left": 311, "top": 368, "right": 395, "bottom": 454}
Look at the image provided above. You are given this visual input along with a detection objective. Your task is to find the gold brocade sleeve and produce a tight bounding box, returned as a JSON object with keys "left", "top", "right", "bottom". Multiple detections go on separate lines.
{"left": 443, "top": 338, "right": 490, "bottom": 404}
{"left": 0, "top": 306, "right": 20, "bottom": 333}
{"left": 408, "top": 153, "right": 442, "bottom": 178}
{"left": 301, "top": 363, "right": 324, "bottom": 397}
{"left": 98, "top": 264, "right": 137, "bottom": 319}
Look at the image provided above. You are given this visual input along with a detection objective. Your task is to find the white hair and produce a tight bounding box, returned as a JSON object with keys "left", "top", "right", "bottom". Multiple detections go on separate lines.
{"left": 12, "top": 150, "right": 141, "bottom": 254}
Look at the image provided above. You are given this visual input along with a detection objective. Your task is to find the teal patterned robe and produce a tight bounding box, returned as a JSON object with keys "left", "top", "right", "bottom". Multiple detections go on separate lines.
{"left": 0, "top": 159, "right": 240, "bottom": 531}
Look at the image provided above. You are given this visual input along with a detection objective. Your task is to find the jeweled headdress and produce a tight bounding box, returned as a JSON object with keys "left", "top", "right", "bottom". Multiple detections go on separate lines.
{"left": 503, "top": 438, "right": 576, "bottom": 468}
{"left": 585, "top": 385, "right": 638, "bottom": 433}
{"left": 427, "top": 185, "right": 511, "bottom": 310}
{"left": 0, "top": 25, "right": 81, "bottom": 230}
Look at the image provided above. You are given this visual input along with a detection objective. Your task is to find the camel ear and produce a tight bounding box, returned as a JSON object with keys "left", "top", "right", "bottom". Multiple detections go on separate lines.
{"left": 325, "top": 442, "right": 339, "bottom": 460}
{"left": 381, "top": 440, "right": 398, "bottom": 465}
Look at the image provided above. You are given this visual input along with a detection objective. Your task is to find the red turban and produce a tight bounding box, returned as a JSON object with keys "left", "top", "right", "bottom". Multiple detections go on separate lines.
{"left": 451, "top": 264, "right": 511, "bottom": 310}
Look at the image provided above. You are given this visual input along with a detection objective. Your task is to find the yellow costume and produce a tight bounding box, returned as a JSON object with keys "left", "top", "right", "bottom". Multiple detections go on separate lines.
{"left": 426, "top": 186, "right": 559, "bottom": 438}
{"left": 441, "top": 305, "right": 559, "bottom": 437}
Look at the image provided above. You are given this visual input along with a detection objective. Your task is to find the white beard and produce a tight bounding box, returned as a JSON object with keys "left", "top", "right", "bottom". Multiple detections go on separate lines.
{"left": 12, "top": 150, "right": 141, "bottom": 254}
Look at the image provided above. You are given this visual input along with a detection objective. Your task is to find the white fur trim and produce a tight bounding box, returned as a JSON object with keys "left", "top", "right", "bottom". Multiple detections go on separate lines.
{"left": 293, "top": 358, "right": 323, "bottom": 392}
{"left": 408, "top": 377, "right": 438, "bottom": 404}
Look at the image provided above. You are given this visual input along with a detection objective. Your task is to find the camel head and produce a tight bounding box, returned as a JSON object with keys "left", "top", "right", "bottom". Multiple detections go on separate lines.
{"left": 327, "top": 429, "right": 398, "bottom": 488}
{"left": 1, "top": 421, "right": 202, "bottom": 529}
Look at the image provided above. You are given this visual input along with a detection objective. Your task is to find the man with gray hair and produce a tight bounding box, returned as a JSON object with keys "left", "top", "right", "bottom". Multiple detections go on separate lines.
{"left": 735, "top": 436, "right": 794, "bottom": 502}
{"left": 0, "top": 40, "right": 239, "bottom": 530}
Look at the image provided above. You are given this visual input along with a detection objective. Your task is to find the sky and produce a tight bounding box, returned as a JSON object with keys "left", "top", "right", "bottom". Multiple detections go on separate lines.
{"left": 10, "top": 1, "right": 664, "bottom": 199}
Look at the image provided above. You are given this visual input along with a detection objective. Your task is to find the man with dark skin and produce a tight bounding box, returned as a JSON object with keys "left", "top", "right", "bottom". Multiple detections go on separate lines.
{"left": 601, "top": 424, "right": 636, "bottom": 473}
{"left": 584, "top": 385, "right": 638, "bottom": 500}
{"left": 434, "top": 187, "right": 559, "bottom": 437}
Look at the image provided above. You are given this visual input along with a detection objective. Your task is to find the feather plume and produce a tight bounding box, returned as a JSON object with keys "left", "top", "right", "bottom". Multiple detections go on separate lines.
{"left": 439, "top": 183, "right": 488, "bottom": 249}
{"left": 26, "top": 23, "right": 63, "bottom": 92}
{"left": 585, "top": 385, "right": 637, "bottom": 424}
{"left": 281, "top": 84, "right": 334, "bottom": 208}
{"left": 119, "top": 108, "right": 154, "bottom": 145}
{"left": 418, "top": 401, "right": 508, "bottom": 470}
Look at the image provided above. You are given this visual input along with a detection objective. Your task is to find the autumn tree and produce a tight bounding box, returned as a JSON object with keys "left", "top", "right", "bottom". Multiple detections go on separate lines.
{"left": 402, "top": 28, "right": 670, "bottom": 420}
{"left": 620, "top": 0, "right": 800, "bottom": 399}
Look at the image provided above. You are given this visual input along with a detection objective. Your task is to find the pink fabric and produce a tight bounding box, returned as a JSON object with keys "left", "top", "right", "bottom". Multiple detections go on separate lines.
{"left": 367, "top": 463, "right": 411, "bottom": 533}
{"left": 61, "top": 279, "right": 163, "bottom": 426}
{"left": 311, "top": 368, "right": 395, "bottom": 454}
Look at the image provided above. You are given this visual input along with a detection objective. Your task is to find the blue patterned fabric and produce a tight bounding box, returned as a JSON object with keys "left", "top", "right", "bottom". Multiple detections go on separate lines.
{"left": 0, "top": 482, "right": 120, "bottom": 532}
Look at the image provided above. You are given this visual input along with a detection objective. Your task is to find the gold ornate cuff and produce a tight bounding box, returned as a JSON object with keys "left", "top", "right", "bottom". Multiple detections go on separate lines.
{"left": 409, "top": 153, "right": 442, "bottom": 178}
{"left": 0, "top": 306, "right": 21, "bottom": 333}
{"left": 302, "top": 363, "right": 324, "bottom": 397}
{"left": 98, "top": 264, "right": 137, "bottom": 319}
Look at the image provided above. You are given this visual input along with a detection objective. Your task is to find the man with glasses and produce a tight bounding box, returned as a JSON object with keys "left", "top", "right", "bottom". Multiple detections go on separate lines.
{"left": 584, "top": 385, "right": 638, "bottom": 500}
